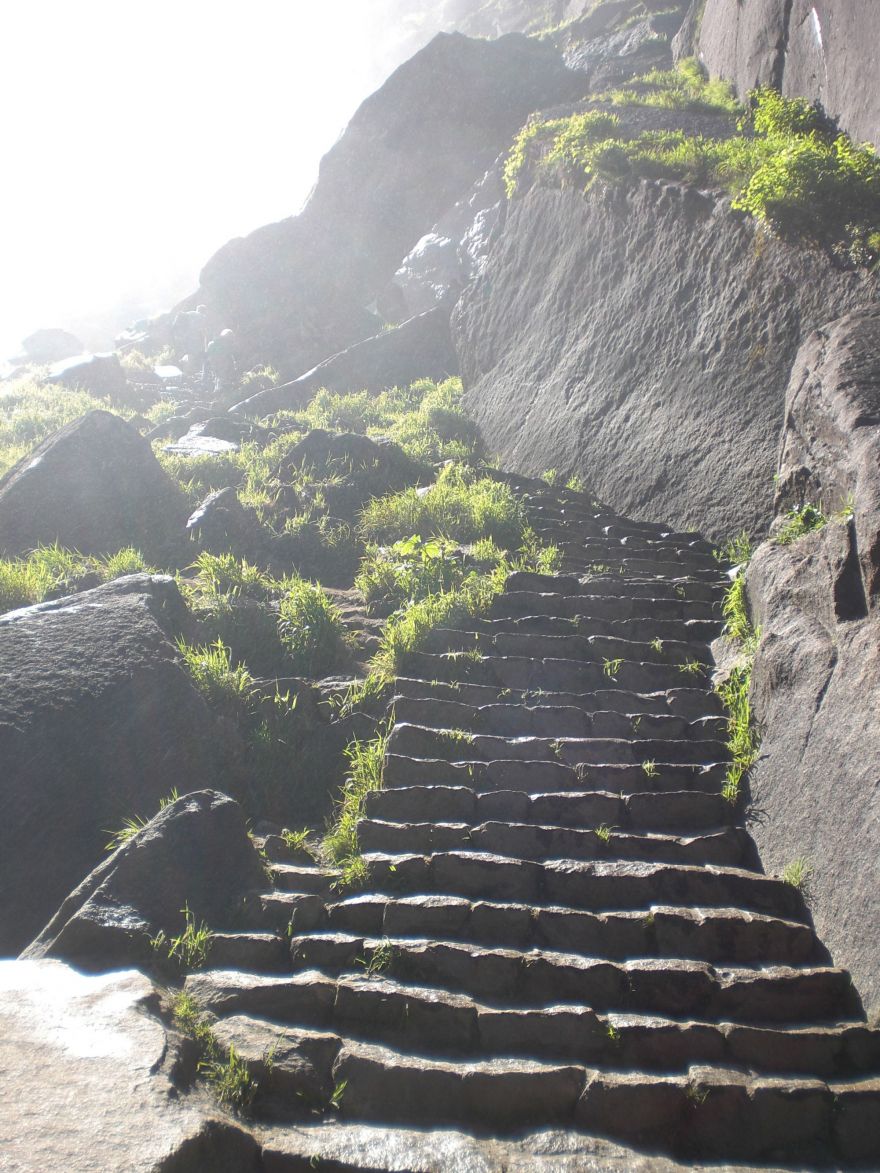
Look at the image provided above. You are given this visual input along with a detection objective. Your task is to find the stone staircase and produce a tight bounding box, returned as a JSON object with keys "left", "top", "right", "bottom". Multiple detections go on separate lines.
{"left": 185, "top": 476, "right": 880, "bottom": 1167}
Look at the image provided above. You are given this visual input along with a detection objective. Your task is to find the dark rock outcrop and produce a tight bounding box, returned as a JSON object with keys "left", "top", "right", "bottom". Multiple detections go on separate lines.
{"left": 230, "top": 308, "right": 458, "bottom": 416}
{"left": 0, "top": 410, "right": 189, "bottom": 561}
{"left": 25, "top": 790, "right": 266, "bottom": 971}
{"left": 699, "top": 0, "right": 880, "bottom": 150}
{"left": 195, "top": 32, "right": 584, "bottom": 374}
{"left": 0, "top": 576, "right": 225, "bottom": 955}
{"left": 745, "top": 307, "right": 880, "bottom": 1009}
{"left": 455, "top": 180, "right": 875, "bottom": 539}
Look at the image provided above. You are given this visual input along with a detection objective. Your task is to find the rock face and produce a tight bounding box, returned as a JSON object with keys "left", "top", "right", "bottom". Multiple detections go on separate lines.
{"left": 195, "top": 32, "right": 583, "bottom": 374}
{"left": 0, "top": 409, "right": 189, "bottom": 561}
{"left": 455, "top": 180, "right": 875, "bottom": 539}
{"left": 745, "top": 307, "right": 880, "bottom": 1010}
{"left": 25, "top": 791, "right": 266, "bottom": 971}
{"left": 0, "top": 576, "right": 225, "bottom": 955}
{"left": 0, "top": 959, "right": 261, "bottom": 1172}
{"left": 699, "top": 0, "right": 880, "bottom": 150}
{"left": 231, "top": 308, "right": 458, "bottom": 417}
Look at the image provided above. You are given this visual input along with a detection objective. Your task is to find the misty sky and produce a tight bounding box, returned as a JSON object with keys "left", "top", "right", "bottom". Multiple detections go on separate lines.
{"left": 0, "top": 1, "right": 438, "bottom": 359}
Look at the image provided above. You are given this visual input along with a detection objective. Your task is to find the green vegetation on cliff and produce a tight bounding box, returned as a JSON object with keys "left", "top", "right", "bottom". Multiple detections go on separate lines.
{"left": 505, "top": 61, "right": 880, "bottom": 265}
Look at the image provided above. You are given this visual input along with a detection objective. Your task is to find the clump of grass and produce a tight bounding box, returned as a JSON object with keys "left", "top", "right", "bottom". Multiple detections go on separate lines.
{"left": 104, "top": 787, "right": 180, "bottom": 852}
{"left": 0, "top": 377, "right": 112, "bottom": 477}
{"left": 359, "top": 467, "right": 526, "bottom": 549}
{"left": 716, "top": 665, "right": 760, "bottom": 803}
{"left": 603, "top": 657, "right": 623, "bottom": 680}
{"left": 0, "top": 543, "right": 154, "bottom": 614}
{"left": 782, "top": 856, "right": 813, "bottom": 897}
{"left": 277, "top": 577, "right": 345, "bottom": 676}
{"left": 642, "top": 760, "right": 658, "bottom": 778}
{"left": 323, "top": 726, "right": 390, "bottom": 888}
{"left": 150, "top": 902, "right": 213, "bottom": 970}
{"left": 608, "top": 57, "right": 739, "bottom": 114}
{"left": 774, "top": 502, "right": 827, "bottom": 546}
{"left": 594, "top": 824, "right": 613, "bottom": 844}
{"left": 714, "top": 530, "right": 753, "bottom": 568}
{"left": 356, "top": 938, "right": 396, "bottom": 977}
{"left": 189, "top": 551, "right": 273, "bottom": 601}
{"left": 176, "top": 638, "right": 254, "bottom": 706}
{"left": 173, "top": 988, "right": 257, "bottom": 1111}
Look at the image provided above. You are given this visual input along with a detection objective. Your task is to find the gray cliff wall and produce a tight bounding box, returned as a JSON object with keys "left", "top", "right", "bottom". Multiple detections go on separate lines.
{"left": 745, "top": 307, "right": 880, "bottom": 1010}
{"left": 455, "top": 180, "right": 874, "bottom": 540}
{"left": 698, "top": 0, "right": 880, "bottom": 150}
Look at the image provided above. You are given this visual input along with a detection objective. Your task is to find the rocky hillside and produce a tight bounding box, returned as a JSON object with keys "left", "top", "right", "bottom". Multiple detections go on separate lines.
{"left": 2, "top": 1, "right": 880, "bottom": 1169}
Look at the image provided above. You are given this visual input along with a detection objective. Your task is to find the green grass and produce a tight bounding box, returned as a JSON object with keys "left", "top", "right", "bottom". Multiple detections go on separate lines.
{"left": 0, "top": 543, "right": 155, "bottom": 614}
{"left": 782, "top": 856, "right": 813, "bottom": 895}
{"left": 505, "top": 65, "right": 880, "bottom": 264}
{"left": 277, "top": 577, "right": 345, "bottom": 676}
{"left": 714, "top": 530, "right": 753, "bottom": 567}
{"left": 104, "top": 787, "right": 180, "bottom": 852}
{"left": 359, "top": 467, "right": 526, "bottom": 549}
{"left": 149, "top": 902, "right": 213, "bottom": 970}
{"left": 176, "top": 638, "right": 254, "bottom": 706}
{"left": 322, "top": 726, "right": 390, "bottom": 888}
{"left": 716, "top": 664, "right": 759, "bottom": 803}
{"left": 0, "top": 377, "right": 116, "bottom": 477}
{"left": 200, "top": 1045, "right": 257, "bottom": 1114}
{"left": 774, "top": 502, "right": 827, "bottom": 546}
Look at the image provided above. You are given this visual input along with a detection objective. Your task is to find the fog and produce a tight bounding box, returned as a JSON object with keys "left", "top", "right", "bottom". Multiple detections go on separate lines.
{"left": 0, "top": 1, "right": 447, "bottom": 360}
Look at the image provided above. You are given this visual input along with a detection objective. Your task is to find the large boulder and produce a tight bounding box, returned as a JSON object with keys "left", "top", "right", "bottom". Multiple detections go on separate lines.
{"left": 14, "top": 327, "right": 85, "bottom": 364}
{"left": 745, "top": 307, "right": 880, "bottom": 1009}
{"left": 0, "top": 575, "right": 228, "bottom": 955}
{"left": 230, "top": 309, "right": 458, "bottom": 416}
{"left": 699, "top": 0, "right": 880, "bottom": 151}
{"left": 44, "top": 351, "right": 129, "bottom": 400}
{"left": 194, "top": 32, "right": 584, "bottom": 374}
{"left": 455, "top": 180, "right": 874, "bottom": 539}
{"left": 0, "top": 409, "right": 189, "bottom": 561}
{"left": 0, "top": 960, "right": 261, "bottom": 1171}
{"left": 25, "top": 790, "right": 266, "bottom": 971}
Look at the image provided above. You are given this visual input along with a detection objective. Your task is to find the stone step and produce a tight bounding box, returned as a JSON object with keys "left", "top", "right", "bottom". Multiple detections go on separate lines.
{"left": 207, "top": 931, "right": 290, "bottom": 973}
{"left": 544, "top": 541, "right": 721, "bottom": 571}
{"left": 257, "top": 891, "right": 329, "bottom": 934}
{"left": 391, "top": 695, "right": 727, "bottom": 742}
{"left": 498, "top": 589, "right": 723, "bottom": 621}
{"left": 479, "top": 610, "right": 720, "bottom": 646}
{"left": 356, "top": 818, "right": 749, "bottom": 869}
{"left": 401, "top": 652, "right": 713, "bottom": 693}
{"left": 358, "top": 852, "right": 805, "bottom": 921}
{"left": 393, "top": 677, "right": 724, "bottom": 720}
{"left": 387, "top": 724, "right": 729, "bottom": 768}
{"left": 366, "top": 785, "right": 736, "bottom": 833}
{"left": 503, "top": 572, "right": 723, "bottom": 603}
{"left": 383, "top": 755, "right": 730, "bottom": 796}
{"left": 194, "top": 974, "right": 879, "bottom": 1079}
{"left": 420, "top": 626, "right": 713, "bottom": 667}
{"left": 268, "top": 864, "right": 340, "bottom": 896}
{"left": 325, "top": 894, "right": 814, "bottom": 966}
{"left": 558, "top": 558, "right": 724, "bottom": 582}
{"left": 289, "top": 932, "right": 855, "bottom": 1023}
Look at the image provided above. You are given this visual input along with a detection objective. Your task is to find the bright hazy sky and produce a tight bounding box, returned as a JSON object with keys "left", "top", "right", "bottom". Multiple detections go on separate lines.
{"left": 0, "top": 1, "right": 433, "bottom": 359}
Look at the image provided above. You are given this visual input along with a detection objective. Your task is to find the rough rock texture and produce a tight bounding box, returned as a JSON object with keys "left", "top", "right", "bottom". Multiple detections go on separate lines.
{"left": 745, "top": 308, "right": 880, "bottom": 1011}
{"left": 195, "top": 32, "right": 583, "bottom": 374}
{"left": 0, "top": 410, "right": 189, "bottom": 561}
{"left": 25, "top": 791, "right": 266, "bottom": 970}
{"left": 0, "top": 576, "right": 225, "bottom": 955}
{"left": 230, "top": 309, "right": 458, "bottom": 417}
{"left": 455, "top": 180, "right": 876, "bottom": 539}
{"left": 699, "top": 0, "right": 880, "bottom": 150}
{"left": 392, "top": 166, "right": 507, "bottom": 318}
{"left": 0, "top": 960, "right": 261, "bottom": 1172}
